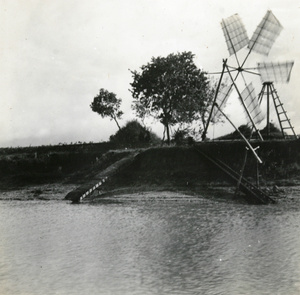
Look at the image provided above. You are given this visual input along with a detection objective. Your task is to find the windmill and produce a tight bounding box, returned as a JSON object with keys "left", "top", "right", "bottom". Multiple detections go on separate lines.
{"left": 202, "top": 10, "right": 297, "bottom": 141}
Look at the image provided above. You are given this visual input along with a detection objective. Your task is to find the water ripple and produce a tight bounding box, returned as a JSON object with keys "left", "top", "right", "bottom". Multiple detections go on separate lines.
{"left": 0, "top": 189, "right": 300, "bottom": 294}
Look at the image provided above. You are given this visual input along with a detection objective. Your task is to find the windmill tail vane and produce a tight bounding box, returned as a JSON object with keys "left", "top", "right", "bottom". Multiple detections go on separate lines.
{"left": 257, "top": 61, "right": 294, "bottom": 84}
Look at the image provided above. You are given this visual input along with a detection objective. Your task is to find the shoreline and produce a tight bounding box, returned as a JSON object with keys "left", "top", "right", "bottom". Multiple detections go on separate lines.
{"left": 1, "top": 180, "right": 299, "bottom": 203}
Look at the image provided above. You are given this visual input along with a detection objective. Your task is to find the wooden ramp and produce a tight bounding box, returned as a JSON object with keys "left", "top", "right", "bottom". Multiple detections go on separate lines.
{"left": 65, "top": 151, "right": 139, "bottom": 203}
{"left": 194, "top": 147, "right": 276, "bottom": 204}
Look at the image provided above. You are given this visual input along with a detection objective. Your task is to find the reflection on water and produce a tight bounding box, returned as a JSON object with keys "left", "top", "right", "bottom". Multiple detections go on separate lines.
{"left": 0, "top": 189, "right": 300, "bottom": 295}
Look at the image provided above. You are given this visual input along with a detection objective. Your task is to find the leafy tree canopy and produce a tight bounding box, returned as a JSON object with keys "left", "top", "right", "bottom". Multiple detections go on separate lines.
{"left": 90, "top": 88, "right": 123, "bottom": 129}
{"left": 130, "top": 51, "right": 213, "bottom": 144}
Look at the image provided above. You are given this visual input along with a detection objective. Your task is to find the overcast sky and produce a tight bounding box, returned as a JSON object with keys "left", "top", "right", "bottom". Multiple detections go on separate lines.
{"left": 1, "top": 0, "right": 300, "bottom": 147}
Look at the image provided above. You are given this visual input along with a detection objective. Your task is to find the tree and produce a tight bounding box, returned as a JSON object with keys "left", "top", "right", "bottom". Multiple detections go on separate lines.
{"left": 90, "top": 88, "right": 123, "bottom": 130}
{"left": 130, "top": 51, "right": 212, "bottom": 144}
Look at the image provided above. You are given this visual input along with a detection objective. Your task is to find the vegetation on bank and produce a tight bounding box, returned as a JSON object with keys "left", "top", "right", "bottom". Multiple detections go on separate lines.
{"left": 90, "top": 88, "right": 124, "bottom": 130}
{"left": 90, "top": 51, "right": 223, "bottom": 145}
{"left": 130, "top": 52, "right": 218, "bottom": 144}
{"left": 109, "top": 120, "right": 161, "bottom": 146}
{"left": 218, "top": 123, "right": 293, "bottom": 141}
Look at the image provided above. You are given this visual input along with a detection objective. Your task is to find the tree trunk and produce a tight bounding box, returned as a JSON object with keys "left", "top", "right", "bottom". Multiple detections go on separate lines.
{"left": 166, "top": 123, "right": 170, "bottom": 145}
{"left": 113, "top": 116, "right": 121, "bottom": 130}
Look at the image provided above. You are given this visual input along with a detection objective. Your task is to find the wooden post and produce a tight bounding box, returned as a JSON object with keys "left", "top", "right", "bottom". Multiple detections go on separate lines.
{"left": 256, "top": 160, "right": 260, "bottom": 188}
{"left": 202, "top": 59, "right": 227, "bottom": 141}
{"left": 267, "top": 83, "right": 270, "bottom": 138}
{"left": 235, "top": 128, "right": 255, "bottom": 196}
{"left": 235, "top": 147, "right": 248, "bottom": 197}
{"left": 215, "top": 104, "right": 262, "bottom": 164}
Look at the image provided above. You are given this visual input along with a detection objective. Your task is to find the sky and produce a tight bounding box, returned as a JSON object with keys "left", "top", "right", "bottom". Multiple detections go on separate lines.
{"left": 1, "top": 0, "right": 300, "bottom": 147}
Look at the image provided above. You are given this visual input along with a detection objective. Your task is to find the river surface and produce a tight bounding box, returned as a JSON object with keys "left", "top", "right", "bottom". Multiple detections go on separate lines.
{"left": 1, "top": 185, "right": 300, "bottom": 295}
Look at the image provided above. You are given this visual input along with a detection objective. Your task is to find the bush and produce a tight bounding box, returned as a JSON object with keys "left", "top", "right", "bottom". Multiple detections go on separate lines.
{"left": 259, "top": 123, "right": 284, "bottom": 139}
{"left": 172, "top": 129, "right": 194, "bottom": 145}
{"left": 109, "top": 120, "right": 160, "bottom": 147}
{"left": 218, "top": 124, "right": 253, "bottom": 140}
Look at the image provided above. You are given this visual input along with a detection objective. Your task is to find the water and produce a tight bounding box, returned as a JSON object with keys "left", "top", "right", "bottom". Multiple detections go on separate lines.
{"left": 1, "top": 186, "right": 300, "bottom": 295}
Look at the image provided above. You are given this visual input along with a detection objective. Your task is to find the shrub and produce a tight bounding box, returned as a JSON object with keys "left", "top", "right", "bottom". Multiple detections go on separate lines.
{"left": 109, "top": 120, "right": 160, "bottom": 147}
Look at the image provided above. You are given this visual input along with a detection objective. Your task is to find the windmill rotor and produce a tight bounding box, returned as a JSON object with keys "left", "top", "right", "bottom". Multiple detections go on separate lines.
{"left": 221, "top": 13, "right": 249, "bottom": 65}
{"left": 240, "top": 82, "right": 264, "bottom": 125}
{"left": 247, "top": 10, "right": 283, "bottom": 57}
{"left": 221, "top": 10, "right": 284, "bottom": 71}
{"left": 210, "top": 84, "right": 233, "bottom": 123}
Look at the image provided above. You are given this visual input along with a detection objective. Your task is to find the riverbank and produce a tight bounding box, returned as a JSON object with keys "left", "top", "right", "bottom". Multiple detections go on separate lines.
{"left": 79, "top": 141, "right": 300, "bottom": 203}
{"left": 1, "top": 140, "right": 300, "bottom": 202}
{"left": 2, "top": 181, "right": 299, "bottom": 205}
{"left": 0, "top": 142, "right": 128, "bottom": 190}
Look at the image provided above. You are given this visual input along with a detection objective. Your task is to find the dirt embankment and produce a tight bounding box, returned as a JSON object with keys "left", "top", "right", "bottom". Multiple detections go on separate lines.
{"left": 0, "top": 142, "right": 118, "bottom": 189}
{"left": 196, "top": 139, "right": 300, "bottom": 185}
{"left": 1, "top": 139, "right": 300, "bottom": 192}
{"left": 96, "top": 140, "right": 300, "bottom": 197}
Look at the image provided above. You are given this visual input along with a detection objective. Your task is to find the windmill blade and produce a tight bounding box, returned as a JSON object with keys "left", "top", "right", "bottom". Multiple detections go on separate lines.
{"left": 248, "top": 10, "right": 283, "bottom": 56}
{"left": 221, "top": 14, "right": 249, "bottom": 57}
{"left": 257, "top": 61, "right": 294, "bottom": 83}
{"left": 211, "top": 85, "right": 233, "bottom": 122}
{"left": 241, "top": 83, "right": 264, "bottom": 125}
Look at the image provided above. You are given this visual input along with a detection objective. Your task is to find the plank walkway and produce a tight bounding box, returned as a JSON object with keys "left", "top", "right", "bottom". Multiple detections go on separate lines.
{"left": 65, "top": 151, "right": 140, "bottom": 203}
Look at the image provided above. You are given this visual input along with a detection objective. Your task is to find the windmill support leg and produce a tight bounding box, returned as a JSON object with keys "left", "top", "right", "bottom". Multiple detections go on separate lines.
{"left": 269, "top": 83, "right": 284, "bottom": 138}
{"left": 258, "top": 83, "right": 266, "bottom": 105}
{"left": 266, "top": 83, "right": 270, "bottom": 137}
{"left": 269, "top": 83, "right": 296, "bottom": 139}
{"left": 225, "top": 64, "right": 264, "bottom": 141}
{"left": 256, "top": 159, "right": 260, "bottom": 188}
{"left": 259, "top": 82, "right": 297, "bottom": 139}
{"left": 235, "top": 128, "right": 255, "bottom": 196}
{"left": 202, "top": 59, "right": 227, "bottom": 141}
{"left": 215, "top": 104, "right": 262, "bottom": 164}
{"left": 235, "top": 147, "right": 248, "bottom": 197}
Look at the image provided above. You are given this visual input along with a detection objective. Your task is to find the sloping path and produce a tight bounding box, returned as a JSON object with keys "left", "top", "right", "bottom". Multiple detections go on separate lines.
{"left": 65, "top": 151, "right": 140, "bottom": 203}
